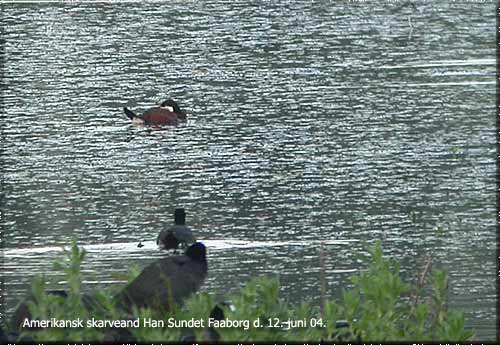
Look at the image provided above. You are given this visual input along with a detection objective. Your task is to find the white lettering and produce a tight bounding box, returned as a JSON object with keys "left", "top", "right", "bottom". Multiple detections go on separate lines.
{"left": 208, "top": 318, "right": 250, "bottom": 330}
{"left": 143, "top": 318, "right": 165, "bottom": 328}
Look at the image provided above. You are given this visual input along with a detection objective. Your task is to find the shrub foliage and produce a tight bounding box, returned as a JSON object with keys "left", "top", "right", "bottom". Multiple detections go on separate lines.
{"left": 12, "top": 241, "right": 473, "bottom": 341}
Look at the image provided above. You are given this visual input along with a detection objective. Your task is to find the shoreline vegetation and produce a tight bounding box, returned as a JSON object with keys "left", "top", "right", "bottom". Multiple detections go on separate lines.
{"left": 4, "top": 241, "right": 474, "bottom": 342}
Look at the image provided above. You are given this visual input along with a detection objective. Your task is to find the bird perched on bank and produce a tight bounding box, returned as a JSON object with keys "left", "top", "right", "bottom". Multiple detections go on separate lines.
{"left": 123, "top": 99, "right": 187, "bottom": 126}
{"left": 115, "top": 242, "right": 208, "bottom": 312}
{"left": 157, "top": 208, "right": 196, "bottom": 250}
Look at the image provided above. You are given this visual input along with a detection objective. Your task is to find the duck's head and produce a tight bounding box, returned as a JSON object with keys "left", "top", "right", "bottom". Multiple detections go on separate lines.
{"left": 160, "top": 99, "right": 181, "bottom": 113}
{"left": 186, "top": 242, "right": 207, "bottom": 263}
{"left": 161, "top": 99, "right": 187, "bottom": 120}
{"left": 174, "top": 208, "right": 186, "bottom": 225}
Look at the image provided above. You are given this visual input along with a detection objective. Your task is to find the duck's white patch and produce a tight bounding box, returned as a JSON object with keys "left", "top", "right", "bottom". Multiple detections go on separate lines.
{"left": 132, "top": 117, "right": 145, "bottom": 125}
{"left": 160, "top": 105, "right": 174, "bottom": 112}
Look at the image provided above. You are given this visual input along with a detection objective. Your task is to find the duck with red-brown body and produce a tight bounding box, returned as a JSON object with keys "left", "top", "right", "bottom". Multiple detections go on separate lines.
{"left": 124, "top": 99, "right": 187, "bottom": 126}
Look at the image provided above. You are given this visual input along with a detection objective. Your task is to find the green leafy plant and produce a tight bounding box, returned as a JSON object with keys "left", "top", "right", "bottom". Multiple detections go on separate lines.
{"left": 338, "top": 242, "right": 474, "bottom": 341}
{"left": 12, "top": 241, "right": 474, "bottom": 342}
{"left": 19, "top": 242, "right": 106, "bottom": 341}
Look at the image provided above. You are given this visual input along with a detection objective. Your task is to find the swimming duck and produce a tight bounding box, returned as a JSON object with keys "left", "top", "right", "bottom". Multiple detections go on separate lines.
{"left": 115, "top": 242, "right": 207, "bottom": 311}
{"left": 123, "top": 99, "right": 186, "bottom": 126}
{"left": 157, "top": 208, "right": 196, "bottom": 250}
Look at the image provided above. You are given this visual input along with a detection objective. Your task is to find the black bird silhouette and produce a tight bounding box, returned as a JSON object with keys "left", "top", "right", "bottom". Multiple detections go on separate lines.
{"left": 157, "top": 208, "right": 196, "bottom": 250}
{"left": 116, "top": 242, "right": 207, "bottom": 312}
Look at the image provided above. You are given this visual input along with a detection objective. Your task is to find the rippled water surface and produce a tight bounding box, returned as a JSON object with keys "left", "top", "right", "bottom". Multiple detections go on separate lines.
{"left": 1, "top": 2, "right": 496, "bottom": 340}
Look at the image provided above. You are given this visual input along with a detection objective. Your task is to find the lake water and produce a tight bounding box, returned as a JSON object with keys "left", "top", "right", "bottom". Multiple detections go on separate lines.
{"left": 1, "top": 1, "right": 496, "bottom": 340}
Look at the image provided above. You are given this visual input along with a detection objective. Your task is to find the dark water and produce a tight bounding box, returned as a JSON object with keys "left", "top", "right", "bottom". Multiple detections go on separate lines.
{"left": 1, "top": 1, "right": 496, "bottom": 340}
